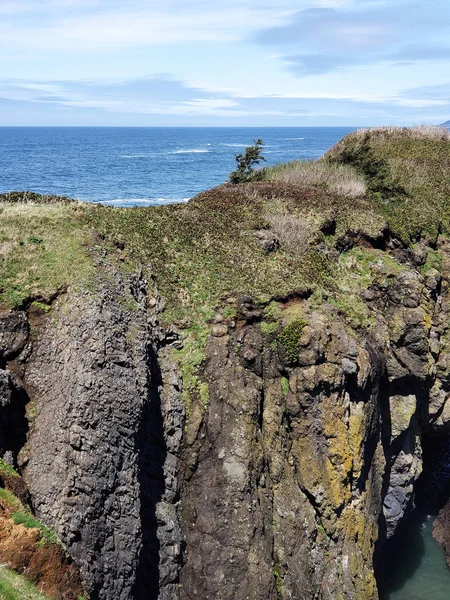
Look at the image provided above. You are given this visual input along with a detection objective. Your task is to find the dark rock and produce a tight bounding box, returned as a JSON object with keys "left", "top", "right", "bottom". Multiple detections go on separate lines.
{"left": 0, "top": 311, "right": 29, "bottom": 360}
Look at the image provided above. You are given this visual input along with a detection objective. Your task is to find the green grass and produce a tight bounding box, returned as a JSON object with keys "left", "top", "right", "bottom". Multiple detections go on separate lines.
{"left": 12, "top": 512, "right": 59, "bottom": 547}
{"left": 0, "top": 202, "right": 94, "bottom": 307}
{"left": 0, "top": 461, "right": 20, "bottom": 479}
{"left": 325, "top": 127, "right": 450, "bottom": 244}
{"left": 0, "top": 489, "right": 24, "bottom": 513}
{"left": 0, "top": 567, "right": 49, "bottom": 600}
{"left": 278, "top": 319, "right": 307, "bottom": 364}
{"left": 2, "top": 127, "right": 449, "bottom": 413}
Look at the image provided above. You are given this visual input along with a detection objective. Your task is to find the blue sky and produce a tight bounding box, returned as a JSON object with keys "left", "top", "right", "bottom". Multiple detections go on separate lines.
{"left": 1, "top": 0, "right": 450, "bottom": 126}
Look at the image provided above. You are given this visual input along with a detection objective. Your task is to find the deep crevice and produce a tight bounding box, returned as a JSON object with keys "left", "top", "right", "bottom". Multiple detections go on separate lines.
{"left": 133, "top": 345, "right": 167, "bottom": 600}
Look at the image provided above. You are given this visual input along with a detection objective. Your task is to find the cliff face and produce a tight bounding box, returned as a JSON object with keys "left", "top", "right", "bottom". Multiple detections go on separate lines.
{"left": 1, "top": 126, "right": 450, "bottom": 599}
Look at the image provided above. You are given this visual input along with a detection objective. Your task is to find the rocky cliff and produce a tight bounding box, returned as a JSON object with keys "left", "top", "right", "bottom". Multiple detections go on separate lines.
{"left": 1, "top": 125, "right": 450, "bottom": 599}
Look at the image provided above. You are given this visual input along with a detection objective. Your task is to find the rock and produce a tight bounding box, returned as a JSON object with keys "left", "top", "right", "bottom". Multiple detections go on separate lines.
{"left": 433, "top": 501, "right": 450, "bottom": 568}
{"left": 254, "top": 229, "right": 280, "bottom": 253}
{"left": 0, "top": 311, "right": 29, "bottom": 360}
{"left": 389, "top": 395, "right": 417, "bottom": 439}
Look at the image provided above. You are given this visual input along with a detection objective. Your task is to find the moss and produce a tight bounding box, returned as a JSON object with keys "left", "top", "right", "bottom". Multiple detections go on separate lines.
{"left": 273, "top": 563, "right": 284, "bottom": 599}
{"left": 421, "top": 248, "right": 442, "bottom": 274}
{"left": 278, "top": 319, "right": 306, "bottom": 363}
{"left": 280, "top": 377, "right": 289, "bottom": 396}
{"left": 30, "top": 301, "right": 52, "bottom": 313}
{"left": 261, "top": 321, "right": 279, "bottom": 336}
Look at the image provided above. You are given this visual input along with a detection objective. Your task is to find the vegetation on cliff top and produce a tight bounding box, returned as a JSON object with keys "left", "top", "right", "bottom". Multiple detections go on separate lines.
{"left": 1, "top": 125, "right": 449, "bottom": 405}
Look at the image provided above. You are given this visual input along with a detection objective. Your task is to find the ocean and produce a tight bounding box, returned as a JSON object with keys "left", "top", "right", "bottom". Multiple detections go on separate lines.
{"left": 0, "top": 127, "right": 356, "bottom": 207}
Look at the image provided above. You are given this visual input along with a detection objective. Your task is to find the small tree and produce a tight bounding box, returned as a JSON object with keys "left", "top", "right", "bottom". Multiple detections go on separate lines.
{"left": 229, "top": 138, "right": 266, "bottom": 184}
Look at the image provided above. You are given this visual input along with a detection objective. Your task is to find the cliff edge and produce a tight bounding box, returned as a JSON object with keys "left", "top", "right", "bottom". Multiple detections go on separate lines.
{"left": 1, "top": 125, "right": 450, "bottom": 599}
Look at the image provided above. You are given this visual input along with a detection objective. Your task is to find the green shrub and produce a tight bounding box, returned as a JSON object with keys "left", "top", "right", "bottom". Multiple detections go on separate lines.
{"left": 278, "top": 319, "right": 306, "bottom": 363}
{"left": 229, "top": 139, "right": 266, "bottom": 184}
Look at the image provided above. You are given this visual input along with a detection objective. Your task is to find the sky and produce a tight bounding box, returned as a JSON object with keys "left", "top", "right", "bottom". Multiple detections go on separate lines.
{"left": 1, "top": 0, "right": 450, "bottom": 126}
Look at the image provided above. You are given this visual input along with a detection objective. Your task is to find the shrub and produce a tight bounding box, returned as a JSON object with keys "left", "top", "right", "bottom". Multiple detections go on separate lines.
{"left": 229, "top": 139, "right": 266, "bottom": 184}
{"left": 268, "top": 214, "right": 312, "bottom": 258}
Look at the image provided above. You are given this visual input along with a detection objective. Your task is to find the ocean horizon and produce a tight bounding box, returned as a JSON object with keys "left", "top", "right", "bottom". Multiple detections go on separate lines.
{"left": 0, "top": 126, "right": 356, "bottom": 207}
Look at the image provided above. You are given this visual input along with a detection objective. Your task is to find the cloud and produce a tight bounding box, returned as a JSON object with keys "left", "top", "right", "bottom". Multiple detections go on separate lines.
{"left": 0, "top": 1, "right": 330, "bottom": 51}
{"left": 283, "top": 44, "right": 450, "bottom": 75}
{"left": 256, "top": 1, "right": 450, "bottom": 74}
{"left": 1, "top": 74, "right": 449, "bottom": 125}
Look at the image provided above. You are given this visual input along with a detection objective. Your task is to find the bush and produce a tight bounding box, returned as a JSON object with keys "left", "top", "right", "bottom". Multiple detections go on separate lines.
{"left": 229, "top": 139, "right": 266, "bottom": 184}
{"left": 268, "top": 214, "right": 312, "bottom": 258}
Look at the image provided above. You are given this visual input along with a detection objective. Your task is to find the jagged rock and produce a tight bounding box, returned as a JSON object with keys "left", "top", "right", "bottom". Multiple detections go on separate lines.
{"left": 21, "top": 270, "right": 184, "bottom": 600}
{"left": 0, "top": 311, "right": 29, "bottom": 360}
{"left": 433, "top": 500, "right": 450, "bottom": 567}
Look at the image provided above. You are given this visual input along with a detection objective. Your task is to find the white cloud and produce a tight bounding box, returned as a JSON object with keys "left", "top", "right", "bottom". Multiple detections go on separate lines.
{"left": 0, "top": 1, "right": 348, "bottom": 51}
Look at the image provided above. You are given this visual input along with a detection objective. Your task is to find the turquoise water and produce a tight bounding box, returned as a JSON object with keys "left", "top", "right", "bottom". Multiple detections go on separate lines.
{"left": 379, "top": 511, "right": 450, "bottom": 600}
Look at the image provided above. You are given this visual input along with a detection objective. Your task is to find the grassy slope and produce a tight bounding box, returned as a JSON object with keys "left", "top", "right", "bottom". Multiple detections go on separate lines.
{"left": 0, "top": 568, "right": 49, "bottom": 600}
{"left": 1, "top": 125, "right": 449, "bottom": 402}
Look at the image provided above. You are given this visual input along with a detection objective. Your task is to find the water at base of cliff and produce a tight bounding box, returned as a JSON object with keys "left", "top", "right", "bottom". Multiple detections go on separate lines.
{"left": 378, "top": 510, "right": 450, "bottom": 600}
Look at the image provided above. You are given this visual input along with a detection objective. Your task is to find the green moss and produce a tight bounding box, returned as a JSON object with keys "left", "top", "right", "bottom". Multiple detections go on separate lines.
{"left": 278, "top": 319, "right": 306, "bottom": 363}
{"left": 280, "top": 377, "right": 290, "bottom": 396}
{"left": 273, "top": 563, "right": 284, "bottom": 598}
{"left": 31, "top": 301, "right": 52, "bottom": 313}
{"left": 421, "top": 248, "right": 442, "bottom": 274}
{"left": 261, "top": 321, "right": 279, "bottom": 336}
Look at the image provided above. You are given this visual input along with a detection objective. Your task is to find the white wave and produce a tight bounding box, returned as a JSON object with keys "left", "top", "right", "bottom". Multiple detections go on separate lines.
{"left": 281, "top": 137, "right": 305, "bottom": 141}
{"left": 220, "top": 143, "right": 248, "bottom": 147}
{"left": 98, "top": 197, "right": 190, "bottom": 206}
{"left": 172, "top": 149, "right": 210, "bottom": 154}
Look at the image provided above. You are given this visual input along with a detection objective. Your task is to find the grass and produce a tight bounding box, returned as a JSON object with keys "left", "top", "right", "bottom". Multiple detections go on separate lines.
{"left": 278, "top": 319, "right": 307, "bottom": 364}
{"left": 11, "top": 513, "right": 59, "bottom": 547}
{"left": 266, "top": 159, "right": 367, "bottom": 198}
{"left": 0, "top": 202, "right": 94, "bottom": 307}
{"left": 325, "top": 126, "right": 450, "bottom": 244}
{"left": 2, "top": 126, "right": 449, "bottom": 412}
{"left": 0, "top": 489, "right": 24, "bottom": 513}
{"left": 0, "top": 462, "right": 19, "bottom": 480}
{"left": 0, "top": 567, "right": 49, "bottom": 600}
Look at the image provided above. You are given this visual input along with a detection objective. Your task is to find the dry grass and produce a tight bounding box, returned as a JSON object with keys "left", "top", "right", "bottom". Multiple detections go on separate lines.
{"left": 268, "top": 214, "right": 312, "bottom": 258}
{"left": 351, "top": 125, "right": 450, "bottom": 141}
{"left": 266, "top": 160, "right": 367, "bottom": 199}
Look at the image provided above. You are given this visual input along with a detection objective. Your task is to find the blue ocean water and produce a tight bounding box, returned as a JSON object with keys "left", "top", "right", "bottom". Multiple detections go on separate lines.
{"left": 0, "top": 127, "right": 355, "bottom": 206}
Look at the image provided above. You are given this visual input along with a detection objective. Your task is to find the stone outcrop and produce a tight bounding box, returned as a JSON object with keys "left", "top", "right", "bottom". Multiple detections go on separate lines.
{"left": 1, "top": 241, "right": 450, "bottom": 598}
